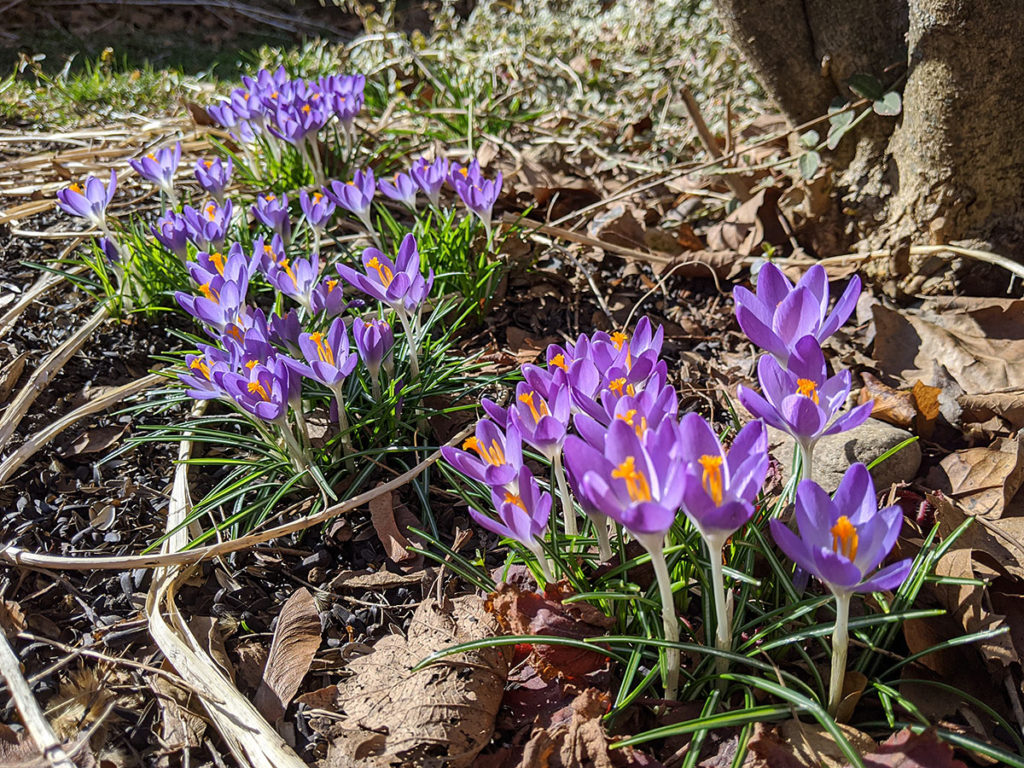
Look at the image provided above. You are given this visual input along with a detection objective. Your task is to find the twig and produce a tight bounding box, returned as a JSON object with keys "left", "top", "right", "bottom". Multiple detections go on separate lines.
{"left": 678, "top": 84, "right": 751, "bottom": 202}
{"left": 0, "top": 305, "right": 109, "bottom": 452}
{"left": 0, "top": 372, "right": 163, "bottom": 484}
{"left": 0, "top": 630, "right": 77, "bottom": 768}
{"left": 0, "top": 262, "right": 87, "bottom": 340}
{"left": 0, "top": 425, "right": 472, "bottom": 571}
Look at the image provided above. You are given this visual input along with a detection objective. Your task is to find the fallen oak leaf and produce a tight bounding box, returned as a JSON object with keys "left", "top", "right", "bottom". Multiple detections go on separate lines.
{"left": 324, "top": 596, "right": 508, "bottom": 768}
{"left": 254, "top": 587, "right": 322, "bottom": 722}
{"left": 369, "top": 487, "right": 423, "bottom": 566}
{"left": 958, "top": 388, "right": 1024, "bottom": 431}
{"left": 858, "top": 373, "right": 917, "bottom": 430}
{"left": 927, "top": 435, "right": 1024, "bottom": 519}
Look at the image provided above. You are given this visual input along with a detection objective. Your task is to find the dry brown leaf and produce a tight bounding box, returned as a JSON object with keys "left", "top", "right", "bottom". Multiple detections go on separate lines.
{"left": 505, "top": 327, "right": 559, "bottom": 366}
{"left": 928, "top": 435, "right": 1024, "bottom": 519}
{"left": 587, "top": 204, "right": 647, "bottom": 250}
{"left": 62, "top": 424, "right": 128, "bottom": 457}
{"left": 745, "top": 719, "right": 876, "bottom": 768}
{"left": 518, "top": 689, "right": 650, "bottom": 768}
{"left": 0, "top": 599, "right": 26, "bottom": 639}
{"left": 150, "top": 662, "right": 207, "bottom": 753}
{"left": 911, "top": 380, "right": 942, "bottom": 439}
{"left": 254, "top": 588, "right": 322, "bottom": 722}
{"left": 848, "top": 728, "right": 968, "bottom": 768}
{"left": 188, "top": 616, "right": 235, "bottom": 684}
{"left": 533, "top": 185, "right": 602, "bottom": 221}
{"left": 872, "top": 299, "right": 1024, "bottom": 395}
{"left": 323, "top": 596, "right": 508, "bottom": 768}
{"left": 959, "top": 388, "right": 1024, "bottom": 430}
{"left": 858, "top": 373, "right": 917, "bottom": 429}
{"left": 369, "top": 488, "right": 422, "bottom": 566}
{"left": 704, "top": 187, "right": 787, "bottom": 256}
{"left": 329, "top": 569, "right": 426, "bottom": 592}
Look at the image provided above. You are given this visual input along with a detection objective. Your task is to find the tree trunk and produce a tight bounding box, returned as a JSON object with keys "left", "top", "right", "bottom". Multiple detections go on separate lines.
{"left": 713, "top": 0, "right": 1024, "bottom": 260}
{"left": 883, "top": 0, "right": 1024, "bottom": 256}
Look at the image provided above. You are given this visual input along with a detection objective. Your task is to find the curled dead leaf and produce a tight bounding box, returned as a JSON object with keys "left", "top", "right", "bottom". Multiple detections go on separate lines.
{"left": 858, "top": 373, "right": 917, "bottom": 429}
{"left": 254, "top": 587, "right": 322, "bottom": 722}
{"left": 927, "top": 435, "right": 1024, "bottom": 519}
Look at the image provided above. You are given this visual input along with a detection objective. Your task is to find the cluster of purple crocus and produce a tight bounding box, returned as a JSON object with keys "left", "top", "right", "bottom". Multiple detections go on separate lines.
{"left": 169, "top": 229, "right": 444, "bottom": 471}
{"left": 444, "top": 265, "right": 912, "bottom": 705}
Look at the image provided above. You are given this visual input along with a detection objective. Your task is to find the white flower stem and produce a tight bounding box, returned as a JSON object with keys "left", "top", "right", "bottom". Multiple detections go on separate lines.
{"left": 527, "top": 538, "right": 554, "bottom": 584}
{"left": 276, "top": 417, "right": 308, "bottom": 475}
{"left": 707, "top": 537, "right": 732, "bottom": 675}
{"left": 589, "top": 512, "right": 613, "bottom": 562}
{"left": 357, "top": 211, "right": 383, "bottom": 250}
{"left": 552, "top": 452, "right": 576, "bottom": 537}
{"left": 798, "top": 440, "right": 815, "bottom": 484}
{"left": 370, "top": 371, "right": 381, "bottom": 401}
{"left": 828, "top": 591, "right": 852, "bottom": 717}
{"left": 645, "top": 539, "right": 680, "bottom": 701}
{"left": 331, "top": 385, "right": 355, "bottom": 469}
{"left": 395, "top": 307, "right": 420, "bottom": 381}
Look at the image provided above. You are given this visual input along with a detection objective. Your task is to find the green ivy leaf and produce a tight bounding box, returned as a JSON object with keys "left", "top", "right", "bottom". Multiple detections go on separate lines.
{"left": 873, "top": 91, "right": 902, "bottom": 116}
{"left": 798, "top": 151, "right": 821, "bottom": 180}
{"left": 847, "top": 73, "right": 884, "bottom": 101}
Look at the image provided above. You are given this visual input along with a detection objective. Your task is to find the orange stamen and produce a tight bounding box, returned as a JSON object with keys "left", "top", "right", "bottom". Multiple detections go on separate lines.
{"left": 462, "top": 436, "right": 505, "bottom": 466}
{"left": 831, "top": 516, "right": 859, "bottom": 561}
{"left": 69, "top": 183, "right": 82, "bottom": 194}
{"left": 310, "top": 331, "right": 334, "bottom": 365}
{"left": 548, "top": 353, "right": 568, "bottom": 372}
{"left": 198, "top": 283, "right": 220, "bottom": 303}
{"left": 611, "top": 456, "right": 652, "bottom": 503}
{"left": 245, "top": 359, "right": 258, "bottom": 370}
{"left": 699, "top": 455, "right": 725, "bottom": 506}
{"left": 503, "top": 492, "right": 526, "bottom": 510}
{"left": 189, "top": 357, "right": 211, "bottom": 380}
{"left": 616, "top": 409, "right": 647, "bottom": 438}
{"left": 247, "top": 380, "right": 271, "bottom": 401}
{"left": 209, "top": 251, "right": 226, "bottom": 275}
{"left": 611, "top": 331, "right": 628, "bottom": 349}
{"left": 301, "top": 104, "right": 311, "bottom": 114}
{"left": 366, "top": 256, "right": 394, "bottom": 287}
{"left": 796, "top": 378, "right": 820, "bottom": 405}
{"left": 608, "top": 378, "right": 627, "bottom": 397}
{"left": 518, "top": 391, "right": 550, "bottom": 424}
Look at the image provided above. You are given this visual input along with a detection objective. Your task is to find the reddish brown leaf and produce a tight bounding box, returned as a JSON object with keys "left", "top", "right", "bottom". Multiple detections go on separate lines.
{"left": 704, "top": 187, "right": 787, "bottom": 256}
{"left": 254, "top": 587, "right": 322, "bottom": 722}
{"left": 858, "top": 373, "right": 917, "bottom": 429}
{"left": 369, "top": 487, "right": 422, "bottom": 565}
{"left": 852, "top": 728, "right": 967, "bottom": 768}
{"left": 487, "top": 582, "right": 614, "bottom": 682}
{"left": 911, "top": 380, "right": 942, "bottom": 439}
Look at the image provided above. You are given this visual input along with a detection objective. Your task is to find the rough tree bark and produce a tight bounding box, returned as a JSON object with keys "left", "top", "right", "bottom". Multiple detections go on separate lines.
{"left": 713, "top": 0, "right": 1024, "bottom": 260}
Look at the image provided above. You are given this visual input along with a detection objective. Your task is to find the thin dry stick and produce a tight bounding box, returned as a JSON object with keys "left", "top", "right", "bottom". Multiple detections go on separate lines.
{"left": 0, "top": 425, "right": 471, "bottom": 572}
{"left": 0, "top": 630, "right": 77, "bottom": 768}
{"left": 678, "top": 84, "right": 751, "bottom": 203}
{"left": 0, "top": 305, "right": 109, "bottom": 451}
{"left": 145, "top": 403, "right": 306, "bottom": 768}
{"left": 503, "top": 214, "right": 673, "bottom": 265}
{"left": 0, "top": 372, "right": 163, "bottom": 484}
{"left": 0, "top": 263, "right": 87, "bottom": 340}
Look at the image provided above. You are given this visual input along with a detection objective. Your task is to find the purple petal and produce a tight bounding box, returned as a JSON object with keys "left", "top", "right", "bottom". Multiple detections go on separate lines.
{"left": 756, "top": 262, "right": 793, "bottom": 308}
{"left": 769, "top": 518, "right": 816, "bottom": 575}
{"left": 818, "top": 275, "right": 862, "bottom": 341}
{"left": 857, "top": 558, "right": 912, "bottom": 593}
{"left": 822, "top": 400, "right": 873, "bottom": 436}
{"left": 811, "top": 548, "right": 864, "bottom": 590}
{"left": 737, "top": 386, "right": 788, "bottom": 431}
{"left": 773, "top": 287, "right": 821, "bottom": 346}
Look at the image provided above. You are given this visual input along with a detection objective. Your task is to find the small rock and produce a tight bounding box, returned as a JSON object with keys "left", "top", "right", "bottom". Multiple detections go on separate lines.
{"left": 767, "top": 418, "right": 921, "bottom": 491}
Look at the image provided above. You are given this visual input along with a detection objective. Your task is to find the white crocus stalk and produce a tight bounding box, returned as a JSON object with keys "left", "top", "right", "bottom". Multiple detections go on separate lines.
{"left": 828, "top": 590, "right": 852, "bottom": 717}
{"left": 638, "top": 533, "right": 680, "bottom": 701}
{"left": 552, "top": 452, "right": 577, "bottom": 537}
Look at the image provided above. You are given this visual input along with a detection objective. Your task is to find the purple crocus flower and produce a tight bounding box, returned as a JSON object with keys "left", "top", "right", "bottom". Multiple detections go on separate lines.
{"left": 252, "top": 192, "right": 291, "bottom": 242}
{"left": 769, "top": 461, "right": 912, "bottom": 715}
{"left": 442, "top": 418, "right": 523, "bottom": 491}
{"left": 288, "top": 316, "right": 358, "bottom": 389}
{"left": 57, "top": 170, "right": 117, "bottom": 229}
{"left": 175, "top": 277, "right": 248, "bottom": 333}
{"left": 410, "top": 156, "right": 450, "bottom": 207}
{"left": 469, "top": 466, "right": 553, "bottom": 582}
{"left": 97, "top": 237, "right": 120, "bottom": 264}
{"left": 377, "top": 171, "right": 418, "bottom": 209}
{"left": 566, "top": 418, "right": 684, "bottom": 541}
{"left": 270, "top": 98, "right": 329, "bottom": 147}
{"left": 734, "top": 263, "right": 861, "bottom": 362}
{"left": 452, "top": 167, "right": 503, "bottom": 236}
{"left": 737, "top": 335, "right": 873, "bottom": 467}
{"left": 152, "top": 210, "right": 189, "bottom": 258}
{"left": 266, "top": 252, "right": 320, "bottom": 310}
{"left": 195, "top": 156, "right": 233, "bottom": 204}
{"left": 300, "top": 189, "right": 336, "bottom": 231}
{"left": 269, "top": 308, "right": 303, "bottom": 356}
{"left": 336, "top": 234, "right": 433, "bottom": 313}
{"left": 182, "top": 200, "right": 233, "bottom": 251}
{"left": 129, "top": 143, "right": 181, "bottom": 199}
{"left": 309, "top": 275, "right": 347, "bottom": 317}
{"left": 508, "top": 381, "right": 571, "bottom": 461}
{"left": 352, "top": 316, "right": 394, "bottom": 388}
{"left": 221, "top": 358, "right": 291, "bottom": 423}
{"left": 325, "top": 168, "right": 375, "bottom": 221}
{"left": 676, "top": 415, "right": 768, "bottom": 543}
{"left": 770, "top": 463, "right": 911, "bottom": 595}
{"left": 573, "top": 382, "right": 679, "bottom": 449}
{"left": 180, "top": 344, "right": 234, "bottom": 401}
